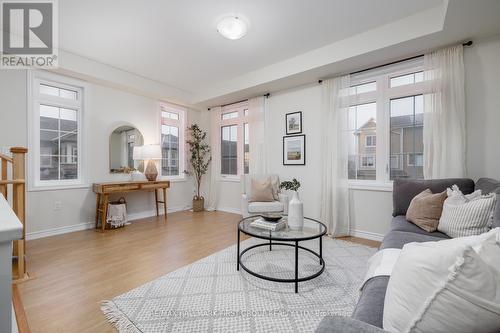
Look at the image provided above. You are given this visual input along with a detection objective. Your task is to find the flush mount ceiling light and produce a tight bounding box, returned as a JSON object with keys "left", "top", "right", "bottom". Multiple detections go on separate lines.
{"left": 216, "top": 15, "right": 248, "bottom": 40}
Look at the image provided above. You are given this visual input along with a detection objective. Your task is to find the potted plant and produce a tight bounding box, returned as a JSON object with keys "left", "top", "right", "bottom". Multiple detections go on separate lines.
{"left": 186, "top": 124, "right": 211, "bottom": 212}
{"left": 280, "top": 178, "right": 303, "bottom": 230}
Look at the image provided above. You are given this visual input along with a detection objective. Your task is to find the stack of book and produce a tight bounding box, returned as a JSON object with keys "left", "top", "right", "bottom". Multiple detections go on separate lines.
{"left": 250, "top": 218, "right": 286, "bottom": 231}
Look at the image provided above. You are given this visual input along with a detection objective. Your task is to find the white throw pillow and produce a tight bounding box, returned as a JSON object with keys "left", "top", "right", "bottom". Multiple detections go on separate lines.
{"left": 383, "top": 228, "right": 500, "bottom": 333}
{"left": 438, "top": 185, "right": 496, "bottom": 237}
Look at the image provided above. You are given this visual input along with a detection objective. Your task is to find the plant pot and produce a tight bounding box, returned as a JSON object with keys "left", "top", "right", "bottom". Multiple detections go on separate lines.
{"left": 193, "top": 196, "right": 204, "bottom": 212}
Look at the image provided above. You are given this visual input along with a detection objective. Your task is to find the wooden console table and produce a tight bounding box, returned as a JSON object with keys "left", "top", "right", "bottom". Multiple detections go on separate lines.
{"left": 92, "top": 180, "right": 170, "bottom": 231}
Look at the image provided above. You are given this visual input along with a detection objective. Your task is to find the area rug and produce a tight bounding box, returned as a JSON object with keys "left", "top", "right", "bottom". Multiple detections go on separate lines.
{"left": 102, "top": 237, "right": 376, "bottom": 332}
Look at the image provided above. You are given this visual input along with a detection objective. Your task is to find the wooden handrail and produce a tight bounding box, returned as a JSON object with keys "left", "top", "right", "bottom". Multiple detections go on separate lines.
{"left": 0, "top": 153, "right": 13, "bottom": 163}
{"left": 0, "top": 180, "right": 25, "bottom": 185}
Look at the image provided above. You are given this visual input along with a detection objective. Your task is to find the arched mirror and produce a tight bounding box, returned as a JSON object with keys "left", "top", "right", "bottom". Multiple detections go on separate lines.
{"left": 109, "top": 126, "right": 144, "bottom": 173}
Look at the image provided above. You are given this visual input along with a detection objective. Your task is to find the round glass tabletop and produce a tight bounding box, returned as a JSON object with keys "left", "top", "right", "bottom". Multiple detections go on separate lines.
{"left": 238, "top": 215, "right": 327, "bottom": 241}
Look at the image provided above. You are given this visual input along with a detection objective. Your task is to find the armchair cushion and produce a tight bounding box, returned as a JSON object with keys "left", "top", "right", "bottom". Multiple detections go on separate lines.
{"left": 248, "top": 201, "right": 284, "bottom": 213}
{"left": 242, "top": 174, "right": 280, "bottom": 200}
{"left": 249, "top": 178, "right": 275, "bottom": 202}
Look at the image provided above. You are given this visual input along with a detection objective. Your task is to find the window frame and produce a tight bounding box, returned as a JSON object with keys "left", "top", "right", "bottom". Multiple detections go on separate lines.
{"left": 159, "top": 102, "right": 186, "bottom": 181}
{"left": 347, "top": 57, "right": 428, "bottom": 190}
{"left": 219, "top": 101, "right": 249, "bottom": 180}
{"left": 28, "top": 71, "right": 87, "bottom": 191}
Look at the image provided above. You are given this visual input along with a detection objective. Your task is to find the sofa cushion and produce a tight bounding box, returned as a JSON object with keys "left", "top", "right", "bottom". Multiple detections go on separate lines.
{"left": 383, "top": 230, "right": 500, "bottom": 333}
{"left": 380, "top": 230, "right": 448, "bottom": 250}
{"left": 352, "top": 276, "right": 389, "bottom": 329}
{"left": 438, "top": 186, "right": 497, "bottom": 238}
{"left": 475, "top": 178, "right": 500, "bottom": 228}
{"left": 475, "top": 178, "right": 500, "bottom": 194}
{"left": 389, "top": 216, "right": 449, "bottom": 239}
{"left": 406, "top": 189, "right": 447, "bottom": 232}
{"left": 392, "top": 178, "right": 474, "bottom": 217}
{"left": 247, "top": 201, "right": 284, "bottom": 213}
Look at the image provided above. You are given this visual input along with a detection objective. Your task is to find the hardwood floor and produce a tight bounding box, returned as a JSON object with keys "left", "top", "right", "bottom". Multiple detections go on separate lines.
{"left": 17, "top": 211, "right": 379, "bottom": 333}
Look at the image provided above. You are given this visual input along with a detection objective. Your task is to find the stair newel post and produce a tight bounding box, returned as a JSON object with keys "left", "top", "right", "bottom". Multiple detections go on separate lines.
{"left": 11, "top": 147, "right": 27, "bottom": 280}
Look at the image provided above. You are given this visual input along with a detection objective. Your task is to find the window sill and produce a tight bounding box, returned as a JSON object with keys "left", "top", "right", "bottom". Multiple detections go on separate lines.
{"left": 348, "top": 181, "right": 393, "bottom": 192}
{"left": 28, "top": 183, "right": 91, "bottom": 192}
{"left": 159, "top": 176, "right": 187, "bottom": 183}
{"left": 219, "top": 176, "right": 241, "bottom": 183}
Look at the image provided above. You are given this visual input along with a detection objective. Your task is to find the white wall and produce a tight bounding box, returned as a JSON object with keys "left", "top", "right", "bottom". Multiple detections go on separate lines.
{"left": 0, "top": 70, "right": 200, "bottom": 237}
{"left": 465, "top": 34, "right": 500, "bottom": 180}
{"left": 213, "top": 35, "right": 500, "bottom": 240}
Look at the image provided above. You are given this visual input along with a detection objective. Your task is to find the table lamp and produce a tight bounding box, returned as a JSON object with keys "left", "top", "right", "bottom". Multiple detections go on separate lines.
{"left": 138, "top": 144, "right": 161, "bottom": 181}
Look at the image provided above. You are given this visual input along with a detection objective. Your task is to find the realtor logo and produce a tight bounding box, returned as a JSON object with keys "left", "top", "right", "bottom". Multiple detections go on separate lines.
{"left": 1, "top": 0, "right": 58, "bottom": 68}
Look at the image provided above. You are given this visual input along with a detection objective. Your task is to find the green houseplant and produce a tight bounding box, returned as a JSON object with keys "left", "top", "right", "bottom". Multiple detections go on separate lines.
{"left": 186, "top": 124, "right": 211, "bottom": 211}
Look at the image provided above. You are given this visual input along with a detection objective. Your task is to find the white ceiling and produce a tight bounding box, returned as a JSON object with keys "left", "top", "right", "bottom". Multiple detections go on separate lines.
{"left": 60, "top": 0, "right": 442, "bottom": 94}
{"left": 57, "top": 0, "right": 500, "bottom": 106}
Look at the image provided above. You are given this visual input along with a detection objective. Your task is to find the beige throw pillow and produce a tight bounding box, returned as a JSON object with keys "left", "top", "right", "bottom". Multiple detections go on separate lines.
{"left": 406, "top": 189, "right": 447, "bottom": 232}
{"left": 249, "top": 178, "right": 275, "bottom": 202}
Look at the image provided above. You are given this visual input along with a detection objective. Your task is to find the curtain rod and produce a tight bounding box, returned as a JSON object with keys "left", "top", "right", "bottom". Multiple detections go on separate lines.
{"left": 318, "top": 40, "right": 473, "bottom": 84}
{"left": 208, "top": 93, "right": 270, "bottom": 111}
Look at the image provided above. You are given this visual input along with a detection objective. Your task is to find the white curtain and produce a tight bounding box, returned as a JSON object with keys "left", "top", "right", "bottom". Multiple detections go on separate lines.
{"left": 320, "top": 75, "right": 351, "bottom": 236}
{"left": 248, "top": 96, "right": 268, "bottom": 174}
{"left": 423, "top": 45, "right": 466, "bottom": 179}
{"left": 206, "top": 106, "right": 221, "bottom": 211}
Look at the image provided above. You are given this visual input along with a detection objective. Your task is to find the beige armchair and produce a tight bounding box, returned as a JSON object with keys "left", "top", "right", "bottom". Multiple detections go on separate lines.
{"left": 241, "top": 174, "right": 289, "bottom": 218}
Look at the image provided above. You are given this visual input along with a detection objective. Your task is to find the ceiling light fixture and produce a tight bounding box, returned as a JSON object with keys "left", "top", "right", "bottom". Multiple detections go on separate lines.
{"left": 216, "top": 15, "right": 248, "bottom": 40}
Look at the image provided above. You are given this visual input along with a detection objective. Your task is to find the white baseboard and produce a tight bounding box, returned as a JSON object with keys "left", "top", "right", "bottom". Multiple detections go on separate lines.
{"left": 26, "top": 221, "right": 95, "bottom": 240}
{"left": 349, "top": 228, "right": 384, "bottom": 242}
{"left": 216, "top": 207, "right": 242, "bottom": 215}
{"left": 26, "top": 205, "right": 190, "bottom": 240}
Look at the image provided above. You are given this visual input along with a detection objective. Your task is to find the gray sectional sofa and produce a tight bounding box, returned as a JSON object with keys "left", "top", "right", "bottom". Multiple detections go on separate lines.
{"left": 316, "top": 177, "right": 500, "bottom": 333}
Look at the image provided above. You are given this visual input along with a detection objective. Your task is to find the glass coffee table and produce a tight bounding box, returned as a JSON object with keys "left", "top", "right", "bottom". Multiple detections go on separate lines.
{"left": 237, "top": 215, "right": 327, "bottom": 293}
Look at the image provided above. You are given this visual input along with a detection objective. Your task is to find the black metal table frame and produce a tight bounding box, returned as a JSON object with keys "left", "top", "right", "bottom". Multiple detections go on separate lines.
{"left": 237, "top": 216, "right": 327, "bottom": 293}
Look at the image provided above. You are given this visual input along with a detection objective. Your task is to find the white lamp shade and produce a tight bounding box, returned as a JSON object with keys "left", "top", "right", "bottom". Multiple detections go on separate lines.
{"left": 140, "top": 144, "right": 162, "bottom": 160}
{"left": 133, "top": 146, "right": 143, "bottom": 160}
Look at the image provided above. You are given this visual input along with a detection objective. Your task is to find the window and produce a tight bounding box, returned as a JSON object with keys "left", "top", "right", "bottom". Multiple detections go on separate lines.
{"left": 360, "top": 156, "right": 376, "bottom": 168}
{"left": 365, "top": 135, "right": 376, "bottom": 147}
{"left": 221, "top": 125, "right": 238, "bottom": 175}
{"left": 349, "top": 81, "right": 376, "bottom": 95}
{"left": 348, "top": 57, "right": 426, "bottom": 184}
{"left": 348, "top": 102, "right": 377, "bottom": 180}
{"left": 160, "top": 102, "right": 185, "bottom": 178}
{"left": 221, "top": 111, "right": 238, "bottom": 120}
{"left": 29, "top": 72, "right": 85, "bottom": 189}
{"left": 244, "top": 123, "right": 250, "bottom": 174}
{"left": 390, "top": 71, "right": 423, "bottom": 88}
{"left": 390, "top": 95, "right": 423, "bottom": 179}
{"left": 219, "top": 101, "right": 249, "bottom": 177}
{"left": 407, "top": 153, "right": 424, "bottom": 167}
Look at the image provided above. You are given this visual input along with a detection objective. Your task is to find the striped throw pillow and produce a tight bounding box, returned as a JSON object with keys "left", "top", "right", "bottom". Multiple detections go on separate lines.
{"left": 438, "top": 185, "right": 497, "bottom": 238}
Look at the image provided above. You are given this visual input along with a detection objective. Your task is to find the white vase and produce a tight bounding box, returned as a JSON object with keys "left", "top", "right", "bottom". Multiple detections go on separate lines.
{"left": 288, "top": 191, "right": 304, "bottom": 230}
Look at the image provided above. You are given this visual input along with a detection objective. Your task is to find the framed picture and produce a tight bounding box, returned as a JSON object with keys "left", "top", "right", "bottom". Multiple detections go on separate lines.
{"left": 283, "top": 135, "right": 306, "bottom": 165}
{"left": 285, "top": 111, "right": 302, "bottom": 135}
